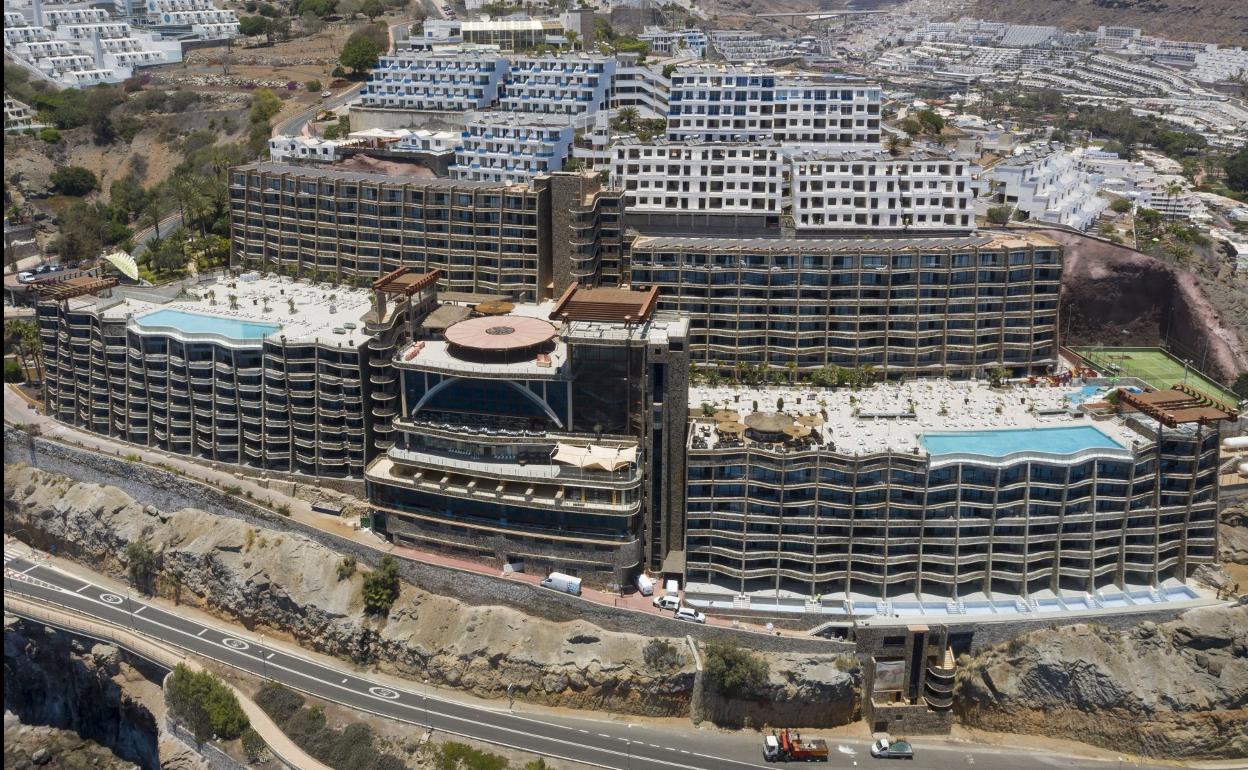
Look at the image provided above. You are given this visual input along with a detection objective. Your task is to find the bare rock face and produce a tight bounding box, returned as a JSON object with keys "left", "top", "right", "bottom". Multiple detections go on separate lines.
{"left": 3, "top": 710, "right": 141, "bottom": 770}
{"left": 1222, "top": 502, "right": 1248, "bottom": 567}
{"left": 955, "top": 605, "right": 1248, "bottom": 759}
{"left": 3, "top": 616, "right": 160, "bottom": 770}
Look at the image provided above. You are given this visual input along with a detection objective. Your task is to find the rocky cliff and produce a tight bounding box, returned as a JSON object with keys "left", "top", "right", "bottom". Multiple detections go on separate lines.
{"left": 3, "top": 615, "right": 161, "bottom": 770}
{"left": 1050, "top": 229, "right": 1248, "bottom": 385}
{"left": 4, "top": 711, "right": 139, "bottom": 770}
{"left": 955, "top": 604, "right": 1248, "bottom": 759}
{"left": 3, "top": 464, "right": 858, "bottom": 727}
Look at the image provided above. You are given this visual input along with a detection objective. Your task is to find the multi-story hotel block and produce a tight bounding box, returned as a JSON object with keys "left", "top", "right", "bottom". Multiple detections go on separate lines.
{"left": 365, "top": 286, "right": 689, "bottom": 585}
{"left": 611, "top": 140, "right": 787, "bottom": 214}
{"left": 790, "top": 148, "right": 976, "bottom": 233}
{"left": 666, "top": 66, "right": 881, "bottom": 147}
{"left": 359, "top": 48, "right": 509, "bottom": 112}
{"left": 35, "top": 270, "right": 437, "bottom": 477}
{"left": 451, "top": 113, "right": 576, "bottom": 185}
{"left": 499, "top": 53, "right": 615, "bottom": 117}
{"left": 628, "top": 231, "right": 1062, "bottom": 375}
{"left": 229, "top": 162, "right": 623, "bottom": 302}
{"left": 611, "top": 143, "right": 975, "bottom": 234}
{"left": 987, "top": 145, "right": 1109, "bottom": 231}
{"left": 683, "top": 380, "right": 1233, "bottom": 609}
{"left": 638, "top": 27, "right": 707, "bottom": 58}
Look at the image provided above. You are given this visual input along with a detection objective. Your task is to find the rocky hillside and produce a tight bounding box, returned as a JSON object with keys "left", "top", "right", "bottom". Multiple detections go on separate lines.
{"left": 1048, "top": 229, "right": 1248, "bottom": 385}
{"left": 3, "top": 464, "right": 858, "bottom": 727}
{"left": 955, "top": 604, "right": 1248, "bottom": 759}
{"left": 969, "top": 0, "right": 1248, "bottom": 47}
{"left": 3, "top": 615, "right": 208, "bottom": 770}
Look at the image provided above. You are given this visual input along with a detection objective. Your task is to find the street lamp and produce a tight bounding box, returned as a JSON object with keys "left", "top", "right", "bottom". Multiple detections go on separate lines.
{"left": 124, "top": 586, "right": 135, "bottom": 630}
{"left": 423, "top": 678, "right": 431, "bottom": 733}
{"left": 259, "top": 632, "right": 268, "bottom": 680}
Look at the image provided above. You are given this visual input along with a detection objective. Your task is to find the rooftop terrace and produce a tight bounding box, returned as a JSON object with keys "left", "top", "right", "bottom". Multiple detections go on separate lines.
{"left": 96, "top": 274, "right": 375, "bottom": 347}
{"left": 688, "top": 378, "right": 1146, "bottom": 461}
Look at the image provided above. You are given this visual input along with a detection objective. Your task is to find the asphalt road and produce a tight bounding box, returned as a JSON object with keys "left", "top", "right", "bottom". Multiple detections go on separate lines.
{"left": 2, "top": 548, "right": 1167, "bottom": 770}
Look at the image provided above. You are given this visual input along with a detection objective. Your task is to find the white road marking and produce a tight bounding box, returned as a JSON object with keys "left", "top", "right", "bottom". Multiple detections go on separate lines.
{"left": 266, "top": 653, "right": 275, "bottom": 660}
{"left": 13, "top": 560, "right": 758, "bottom": 770}
{"left": 132, "top": 605, "right": 146, "bottom": 615}
{"left": 197, "top": 628, "right": 208, "bottom": 636}
{"left": 76, "top": 583, "right": 91, "bottom": 593}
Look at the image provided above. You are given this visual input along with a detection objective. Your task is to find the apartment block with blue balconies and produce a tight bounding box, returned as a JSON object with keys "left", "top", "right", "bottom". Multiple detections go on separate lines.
{"left": 451, "top": 113, "right": 577, "bottom": 186}
{"left": 359, "top": 47, "right": 510, "bottom": 112}
{"left": 499, "top": 53, "right": 616, "bottom": 117}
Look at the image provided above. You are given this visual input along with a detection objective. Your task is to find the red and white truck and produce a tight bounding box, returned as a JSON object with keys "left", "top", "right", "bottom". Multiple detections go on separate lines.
{"left": 763, "top": 729, "right": 830, "bottom": 762}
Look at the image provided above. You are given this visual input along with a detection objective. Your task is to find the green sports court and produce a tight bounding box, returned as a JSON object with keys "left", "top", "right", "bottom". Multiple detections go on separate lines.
{"left": 1070, "top": 346, "right": 1239, "bottom": 405}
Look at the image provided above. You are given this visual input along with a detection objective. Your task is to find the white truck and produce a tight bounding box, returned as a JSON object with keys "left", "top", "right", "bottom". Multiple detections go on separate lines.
{"left": 540, "top": 572, "right": 582, "bottom": 596}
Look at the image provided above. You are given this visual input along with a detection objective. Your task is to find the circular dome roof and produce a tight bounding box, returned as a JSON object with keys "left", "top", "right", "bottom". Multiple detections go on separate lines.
{"left": 745, "top": 412, "right": 796, "bottom": 434}
{"left": 444, "top": 314, "right": 558, "bottom": 352}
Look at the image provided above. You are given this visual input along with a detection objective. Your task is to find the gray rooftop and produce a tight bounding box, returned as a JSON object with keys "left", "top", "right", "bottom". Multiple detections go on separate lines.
{"left": 235, "top": 161, "right": 529, "bottom": 190}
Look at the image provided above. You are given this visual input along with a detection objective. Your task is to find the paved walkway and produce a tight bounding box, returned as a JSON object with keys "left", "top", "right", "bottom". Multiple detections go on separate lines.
{"left": 4, "top": 385, "right": 801, "bottom": 640}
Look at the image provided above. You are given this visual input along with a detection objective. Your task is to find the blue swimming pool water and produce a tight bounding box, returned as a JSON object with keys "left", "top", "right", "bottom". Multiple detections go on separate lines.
{"left": 922, "top": 425, "right": 1124, "bottom": 457}
{"left": 1067, "top": 385, "right": 1104, "bottom": 405}
{"left": 136, "top": 309, "right": 279, "bottom": 341}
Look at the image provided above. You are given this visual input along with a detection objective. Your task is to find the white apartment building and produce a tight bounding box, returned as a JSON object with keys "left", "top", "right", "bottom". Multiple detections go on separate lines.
{"left": 1192, "top": 47, "right": 1248, "bottom": 85}
{"left": 1135, "top": 176, "right": 1205, "bottom": 222}
{"left": 790, "top": 148, "right": 976, "bottom": 232}
{"left": 500, "top": 53, "right": 615, "bottom": 117}
{"left": 268, "top": 135, "right": 352, "bottom": 163}
{"left": 3, "top": 0, "right": 182, "bottom": 87}
{"left": 987, "top": 145, "right": 1108, "bottom": 231}
{"left": 666, "top": 65, "right": 881, "bottom": 147}
{"left": 451, "top": 113, "right": 575, "bottom": 185}
{"left": 360, "top": 47, "right": 509, "bottom": 112}
{"left": 638, "top": 27, "right": 706, "bottom": 58}
{"left": 610, "top": 140, "right": 785, "bottom": 213}
{"left": 4, "top": 94, "right": 43, "bottom": 132}
{"left": 708, "top": 30, "right": 799, "bottom": 64}
{"left": 609, "top": 54, "right": 672, "bottom": 119}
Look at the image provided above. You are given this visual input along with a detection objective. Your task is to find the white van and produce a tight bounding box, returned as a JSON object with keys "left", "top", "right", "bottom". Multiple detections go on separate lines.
{"left": 635, "top": 573, "right": 654, "bottom": 596}
{"left": 540, "top": 572, "right": 582, "bottom": 596}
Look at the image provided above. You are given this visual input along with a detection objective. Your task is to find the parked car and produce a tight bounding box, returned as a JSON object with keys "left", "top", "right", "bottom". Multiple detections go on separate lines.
{"left": 652, "top": 594, "right": 680, "bottom": 611}
{"left": 16, "top": 271, "right": 34, "bottom": 283}
{"left": 635, "top": 573, "right": 654, "bottom": 596}
{"left": 674, "top": 606, "right": 706, "bottom": 624}
{"left": 870, "top": 738, "right": 914, "bottom": 759}
{"left": 321, "top": 90, "right": 332, "bottom": 98}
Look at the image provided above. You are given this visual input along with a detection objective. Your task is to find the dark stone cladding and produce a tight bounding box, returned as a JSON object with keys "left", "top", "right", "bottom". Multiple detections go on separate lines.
{"left": 4, "top": 426, "right": 849, "bottom": 654}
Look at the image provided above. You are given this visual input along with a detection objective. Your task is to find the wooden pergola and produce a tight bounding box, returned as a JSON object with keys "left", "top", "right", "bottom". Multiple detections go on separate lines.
{"left": 34, "top": 276, "right": 118, "bottom": 302}
{"left": 1120, "top": 384, "right": 1239, "bottom": 428}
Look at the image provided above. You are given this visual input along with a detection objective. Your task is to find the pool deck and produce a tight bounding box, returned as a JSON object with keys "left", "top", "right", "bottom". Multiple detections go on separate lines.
{"left": 689, "top": 379, "right": 1144, "bottom": 459}
{"left": 87, "top": 275, "right": 377, "bottom": 347}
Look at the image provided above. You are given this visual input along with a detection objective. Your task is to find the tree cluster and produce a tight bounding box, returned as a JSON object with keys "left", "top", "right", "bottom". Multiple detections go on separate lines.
{"left": 255, "top": 683, "right": 406, "bottom": 770}
{"left": 166, "top": 665, "right": 249, "bottom": 745}
{"left": 361, "top": 554, "right": 400, "bottom": 615}
{"left": 702, "top": 640, "right": 769, "bottom": 698}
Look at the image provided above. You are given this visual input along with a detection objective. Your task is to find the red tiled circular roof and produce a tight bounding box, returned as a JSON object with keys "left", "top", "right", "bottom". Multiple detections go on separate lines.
{"left": 444, "top": 314, "right": 558, "bottom": 351}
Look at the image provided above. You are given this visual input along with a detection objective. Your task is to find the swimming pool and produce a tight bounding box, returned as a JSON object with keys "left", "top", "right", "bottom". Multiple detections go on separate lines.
{"left": 922, "top": 425, "right": 1125, "bottom": 457}
{"left": 135, "top": 309, "right": 279, "bottom": 341}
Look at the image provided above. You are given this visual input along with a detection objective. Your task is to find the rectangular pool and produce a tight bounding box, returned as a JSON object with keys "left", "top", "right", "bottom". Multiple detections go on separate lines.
{"left": 922, "top": 425, "right": 1124, "bottom": 457}
{"left": 135, "top": 309, "right": 279, "bottom": 341}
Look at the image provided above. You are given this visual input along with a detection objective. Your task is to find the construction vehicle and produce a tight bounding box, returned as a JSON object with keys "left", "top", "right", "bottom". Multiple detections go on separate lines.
{"left": 762, "top": 729, "right": 829, "bottom": 762}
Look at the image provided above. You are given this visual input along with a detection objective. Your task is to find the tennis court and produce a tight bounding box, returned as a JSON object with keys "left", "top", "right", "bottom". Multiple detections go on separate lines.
{"left": 1071, "top": 346, "right": 1239, "bottom": 404}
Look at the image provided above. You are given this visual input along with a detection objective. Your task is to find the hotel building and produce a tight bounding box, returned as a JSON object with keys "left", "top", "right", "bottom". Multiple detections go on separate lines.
{"left": 666, "top": 66, "right": 881, "bottom": 147}
{"left": 610, "top": 140, "right": 786, "bottom": 215}
{"left": 365, "top": 286, "right": 690, "bottom": 585}
{"left": 499, "top": 53, "right": 616, "bottom": 117}
{"left": 683, "top": 380, "right": 1233, "bottom": 610}
{"left": 35, "top": 270, "right": 437, "bottom": 477}
{"left": 359, "top": 48, "right": 509, "bottom": 112}
{"left": 229, "top": 162, "right": 623, "bottom": 302}
{"left": 450, "top": 113, "right": 576, "bottom": 186}
{"left": 627, "top": 232, "right": 1062, "bottom": 375}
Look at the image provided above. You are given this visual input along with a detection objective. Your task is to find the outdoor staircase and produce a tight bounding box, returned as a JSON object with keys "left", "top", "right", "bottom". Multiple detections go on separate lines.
{"left": 923, "top": 646, "right": 957, "bottom": 712}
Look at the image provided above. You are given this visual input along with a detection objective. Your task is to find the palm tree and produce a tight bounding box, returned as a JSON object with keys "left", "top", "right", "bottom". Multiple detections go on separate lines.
{"left": 142, "top": 195, "right": 168, "bottom": 240}
{"left": 613, "top": 106, "right": 641, "bottom": 133}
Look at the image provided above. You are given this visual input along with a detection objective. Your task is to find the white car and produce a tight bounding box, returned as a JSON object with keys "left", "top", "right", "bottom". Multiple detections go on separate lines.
{"left": 321, "top": 90, "right": 332, "bottom": 98}
{"left": 652, "top": 594, "right": 680, "bottom": 611}
{"left": 674, "top": 606, "right": 706, "bottom": 624}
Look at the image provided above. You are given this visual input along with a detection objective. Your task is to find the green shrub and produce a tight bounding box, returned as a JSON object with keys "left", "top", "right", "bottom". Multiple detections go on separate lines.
{"left": 986, "top": 205, "right": 1013, "bottom": 226}
{"left": 305, "top": 79, "right": 323, "bottom": 92}
{"left": 3, "top": 359, "right": 22, "bottom": 382}
{"left": 166, "top": 665, "right": 249, "bottom": 743}
{"left": 51, "top": 166, "right": 98, "bottom": 196}
{"left": 256, "top": 682, "right": 306, "bottom": 724}
{"left": 38, "top": 127, "right": 61, "bottom": 143}
{"left": 125, "top": 540, "right": 157, "bottom": 592}
{"left": 241, "top": 726, "right": 266, "bottom": 761}
{"left": 643, "top": 638, "right": 684, "bottom": 670}
{"left": 336, "top": 556, "right": 356, "bottom": 581}
{"left": 361, "top": 555, "right": 400, "bottom": 615}
{"left": 433, "top": 742, "right": 508, "bottom": 770}
{"left": 702, "top": 639, "right": 769, "bottom": 698}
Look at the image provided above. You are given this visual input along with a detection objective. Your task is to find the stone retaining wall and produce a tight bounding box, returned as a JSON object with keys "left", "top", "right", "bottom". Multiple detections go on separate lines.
{"left": 5, "top": 426, "right": 851, "bottom": 655}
